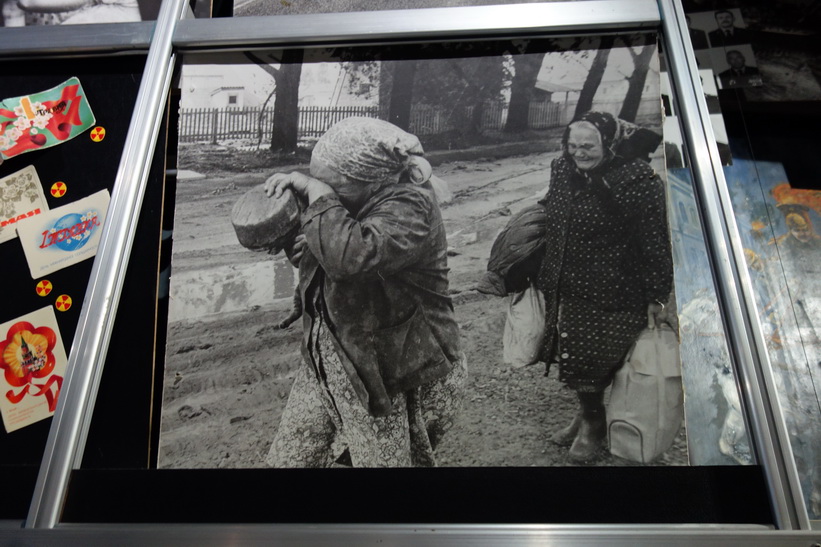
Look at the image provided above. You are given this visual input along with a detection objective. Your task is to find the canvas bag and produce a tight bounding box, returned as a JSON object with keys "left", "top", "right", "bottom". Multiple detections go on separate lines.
{"left": 502, "top": 282, "right": 545, "bottom": 368}
{"left": 607, "top": 324, "right": 683, "bottom": 463}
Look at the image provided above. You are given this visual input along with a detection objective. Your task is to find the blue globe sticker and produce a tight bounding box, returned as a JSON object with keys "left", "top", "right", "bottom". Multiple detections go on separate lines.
{"left": 40, "top": 210, "right": 100, "bottom": 252}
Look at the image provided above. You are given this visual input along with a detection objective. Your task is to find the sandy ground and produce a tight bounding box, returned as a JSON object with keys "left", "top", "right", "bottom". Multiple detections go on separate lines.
{"left": 158, "top": 147, "right": 689, "bottom": 469}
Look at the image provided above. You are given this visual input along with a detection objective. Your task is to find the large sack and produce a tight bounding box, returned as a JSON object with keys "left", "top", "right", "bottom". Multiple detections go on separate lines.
{"left": 502, "top": 282, "right": 545, "bottom": 368}
{"left": 479, "top": 202, "right": 546, "bottom": 296}
{"left": 607, "top": 324, "right": 683, "bottom": 463}
{"left": 231, "top": 185, "right": 300, "bottom": 251}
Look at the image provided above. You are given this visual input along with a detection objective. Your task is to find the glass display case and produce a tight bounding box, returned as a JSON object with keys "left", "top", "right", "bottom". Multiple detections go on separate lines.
{"left": 0, "top": 0, "right": 818, "bottom": 543}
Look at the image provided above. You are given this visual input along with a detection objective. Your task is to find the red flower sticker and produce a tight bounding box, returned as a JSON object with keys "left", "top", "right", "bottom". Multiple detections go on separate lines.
{"left": 0, "top": 321, "right": 62, "bottom": 412}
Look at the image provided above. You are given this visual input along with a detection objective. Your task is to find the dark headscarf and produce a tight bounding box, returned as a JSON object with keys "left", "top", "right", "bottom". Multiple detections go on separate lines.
{"left": 563, "top": 110, "right": 662, "bottom": 164}
{"left": 560, "top": 111, "right": 622, "bottom": 200}
{"left": 562, "top": 110, "right": 619, "bottom": 153}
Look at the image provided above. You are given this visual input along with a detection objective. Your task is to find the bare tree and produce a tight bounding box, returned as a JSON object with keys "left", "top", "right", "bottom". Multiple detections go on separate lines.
{"left": 618, "top": 35, "right": 657, "bottom": 122}
{"left": 245, "top": 50, "right": 304, "bottom": 153}
{"left": 504, "top": 39, "right": 548, "bottom": 133}
{"left": 573, "top": 36, "right": 615, "bottom": 119}
{"left": 387, "top": 60, "right": 417, "bottom": 131}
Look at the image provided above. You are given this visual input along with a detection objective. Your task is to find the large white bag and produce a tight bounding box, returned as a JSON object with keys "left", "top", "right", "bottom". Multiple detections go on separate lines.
{"left": 502, "top": 283, "right": 545, "bottom": 368}
{"left": 607, "top": 324, "right": 684, "bottom": 463}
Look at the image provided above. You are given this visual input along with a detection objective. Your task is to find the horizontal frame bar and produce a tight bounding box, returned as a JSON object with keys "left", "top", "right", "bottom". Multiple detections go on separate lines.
{"left": 0, "top": 22, "right": 154, "bottom": 58}
{"left": 5, "top": 523, "right": 821, "bottom": 546}
{"left": 172, "top": 0, "right": 660, "bottom": 50}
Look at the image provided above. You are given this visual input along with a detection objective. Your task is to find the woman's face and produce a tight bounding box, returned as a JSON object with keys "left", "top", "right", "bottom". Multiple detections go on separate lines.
{"left": 566, "top": 122, "right": 605, "bottom": 172}
{"left": 310, "top": 157, "right": 378, "bottom": 210}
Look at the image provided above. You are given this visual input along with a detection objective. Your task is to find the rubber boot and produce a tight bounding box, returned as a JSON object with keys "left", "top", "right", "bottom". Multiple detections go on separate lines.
{"left": 550, "top": 414, "right": 581, "bottom": 446}
{"left": 568, "top": 391, "right": 606, "bottom": 463}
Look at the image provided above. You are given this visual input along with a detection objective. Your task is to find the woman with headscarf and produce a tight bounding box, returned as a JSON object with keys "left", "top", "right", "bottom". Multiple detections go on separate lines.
{"left": 263, "top": 117, "right": 466, "bottom": 468}
{"left": 539, "top": 111, "right": 673, "bottom": 463}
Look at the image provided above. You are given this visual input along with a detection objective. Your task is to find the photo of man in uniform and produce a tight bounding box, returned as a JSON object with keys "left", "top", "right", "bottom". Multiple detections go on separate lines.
{"left": 719, "top": 49, "right": 762, "bottom": 88}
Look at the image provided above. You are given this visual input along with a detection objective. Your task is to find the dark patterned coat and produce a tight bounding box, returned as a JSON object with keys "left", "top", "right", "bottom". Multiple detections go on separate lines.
{"left": 537, "top": 154, "right": 673, "bottom": 391}
{"left": 298, "top": 183, "right": 461, "bottom": 417}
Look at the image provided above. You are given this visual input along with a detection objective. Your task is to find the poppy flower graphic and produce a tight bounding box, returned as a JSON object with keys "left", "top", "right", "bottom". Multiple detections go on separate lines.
{"left": 0, "top": 321, "right": 62, "bottom": 412}
{"left": 0, "top": 83, "right": 86, "bottom": 158}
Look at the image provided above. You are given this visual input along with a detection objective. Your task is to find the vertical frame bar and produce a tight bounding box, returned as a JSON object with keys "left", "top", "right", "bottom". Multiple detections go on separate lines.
{"left": 25, "top": 0, "right": 188, "bottom": 529}
{"left": 657, "top": 0, "right": 809, "bottom": 530}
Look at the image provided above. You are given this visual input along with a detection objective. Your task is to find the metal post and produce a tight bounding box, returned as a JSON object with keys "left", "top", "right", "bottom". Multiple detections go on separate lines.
{"left": 657, "top": 0, "right": 809, "bottom": 530}
{"left": 25, "top": 0, "right": 188, "bottom": 529}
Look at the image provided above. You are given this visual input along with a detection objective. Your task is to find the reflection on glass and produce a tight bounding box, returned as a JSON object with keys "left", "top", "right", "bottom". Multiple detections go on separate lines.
{"left": 724, "top": 157, "right": 821, "bottom": 519}
{"left": 666, "top": 167, "right": 752, "bottom": 466}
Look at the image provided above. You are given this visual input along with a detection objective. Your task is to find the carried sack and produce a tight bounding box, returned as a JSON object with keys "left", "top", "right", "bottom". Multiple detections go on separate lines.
{"left": 608, "top": 325, "right": 683, "bottom": 463}
{"left": 502, "top": 282, "right": 545, "bottom": 368}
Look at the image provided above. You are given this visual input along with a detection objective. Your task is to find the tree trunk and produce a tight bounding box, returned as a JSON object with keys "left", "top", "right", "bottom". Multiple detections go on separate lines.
{"left": 504, "top": 52, "right": 546, "bottom": 133}
{"left": 270, "top": 49, "right": 304, "bottom": 152}
{"left": 257, "top": 88, "right": 276, "bottom": 148}
{"left": 378, "top": 62, "right": 395, "bottom": 119}
{"left": 574, "top": 36, "right": 615, "bottom": 119}
{"left": 618, "top": 43, "right": 656, "bottom": 122}
{"left": 388, "top": 60, "right": 416, "bottom": 130}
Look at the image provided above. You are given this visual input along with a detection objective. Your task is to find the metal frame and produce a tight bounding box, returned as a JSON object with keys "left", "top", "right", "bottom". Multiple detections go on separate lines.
{"left": 3, "top": 0, "right": 813, "bottom": 540}
{"left": 0, "top": 22, "right": 154, "bottom": 58}
{"left": 24, "top": 0, "right": 189, "bottom": 529}
{"left": 657, "top": 0, "right": 809, "bottom": 531}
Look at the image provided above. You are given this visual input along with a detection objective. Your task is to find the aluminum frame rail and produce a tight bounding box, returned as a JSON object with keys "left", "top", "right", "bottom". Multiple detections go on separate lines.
{"left": 4, "top": 523, "right": 821, "bottom": 546}
{"left": 24, "top": 0, "right": 189, "bottom": 530}
{"left": 172, "top": 0, "right": 659, "bottom": 50}
{"left": 657, "top": 0, "right": 808, "bottom": 531}
{"left": 0, "top": 22, "right": 154, "bottom": 58}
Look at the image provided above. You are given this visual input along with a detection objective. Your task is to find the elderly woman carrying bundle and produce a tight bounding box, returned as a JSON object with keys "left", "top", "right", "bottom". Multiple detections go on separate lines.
{"left": 264, "top": 117, "right": 466, "bottom": 468}
{"left": 540, "top": 111, "right": 674, "bottom": 463}
{"left": 481, "top": 110, "right": 673, "bottom": 463}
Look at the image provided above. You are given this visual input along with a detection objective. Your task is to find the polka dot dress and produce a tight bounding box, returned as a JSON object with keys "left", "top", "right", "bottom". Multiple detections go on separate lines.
{"left": 537, "top": 154, "right": 673, "bottom": 392}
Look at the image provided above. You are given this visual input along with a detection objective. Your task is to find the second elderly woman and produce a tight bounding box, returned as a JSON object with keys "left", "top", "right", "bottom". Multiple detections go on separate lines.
{"left": 539, "top": 111, "right": 673, "bottom": 463}
{"left": 263, "top": 117, "right": 466, "bottom": 468}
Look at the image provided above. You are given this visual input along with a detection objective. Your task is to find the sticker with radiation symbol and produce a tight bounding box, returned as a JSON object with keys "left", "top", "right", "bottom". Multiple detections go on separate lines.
{"left": 35, "top": 280, "right": 52, "bottom": 297}
{"left": 90, "top": 126, "right": 106, "bottom": 142}
{"left": 54, "top": 294, "right": 72, "bottom": 312}
{"left": 50, "top": 181, "right": 67, "bottom": 198}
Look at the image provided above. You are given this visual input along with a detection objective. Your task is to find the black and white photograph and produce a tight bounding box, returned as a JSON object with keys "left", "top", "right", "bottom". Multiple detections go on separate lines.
{"left": 0, "top": 0, "right": 161, "bottom": 26}
{"left": 233, "top": 0, "right": 583, "bottom": 18}
{"left": 686, "top": 8, "right": 763, "bottom": 90}
{"left": 685, "top": 9, "right": 749, "bottom": 48}
{"left": 725, "top": 0, "right": 821, "bottom": 102}
{"left": 158, "top": 36, "right": 692, "bottom": 470}
{"left": 713, "top": 44, "right": 763, "bottom": 89}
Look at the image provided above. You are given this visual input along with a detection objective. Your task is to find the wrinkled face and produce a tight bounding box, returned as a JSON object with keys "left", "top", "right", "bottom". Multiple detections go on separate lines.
{"left": 791, "top": 225, "right": 813, "bottom": 243}
{"left": 566, "top": 122, "right": 605, "bottom": 171}
{"left": 726, "top": 51, "right": 746, "bottom": 70}
{"left": 715, "top": 11, "right": 734, "bottom": 29}
{"left": 310, "top": 156, "right": 378, "bottom": 210}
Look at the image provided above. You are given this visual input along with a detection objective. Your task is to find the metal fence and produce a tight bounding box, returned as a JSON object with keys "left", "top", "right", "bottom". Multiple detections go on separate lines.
{"left": 178, "top": 101, "right": 569, "bottom": 144}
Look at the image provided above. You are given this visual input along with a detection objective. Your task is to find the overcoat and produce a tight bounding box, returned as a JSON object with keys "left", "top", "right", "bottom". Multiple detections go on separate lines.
{"left": 537, "top": 154, "right": 673, "bottom": 391}
{"left": 298, "top": 183, "right": 461, "bottom": 416}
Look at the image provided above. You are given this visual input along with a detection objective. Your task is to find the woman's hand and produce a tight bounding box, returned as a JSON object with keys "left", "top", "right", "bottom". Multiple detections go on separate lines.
{"left": 264, "top": 171, "right": 333, "bottom": 205}
{"left": 283, "top": 233, "right": 306, "bottom": 267}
